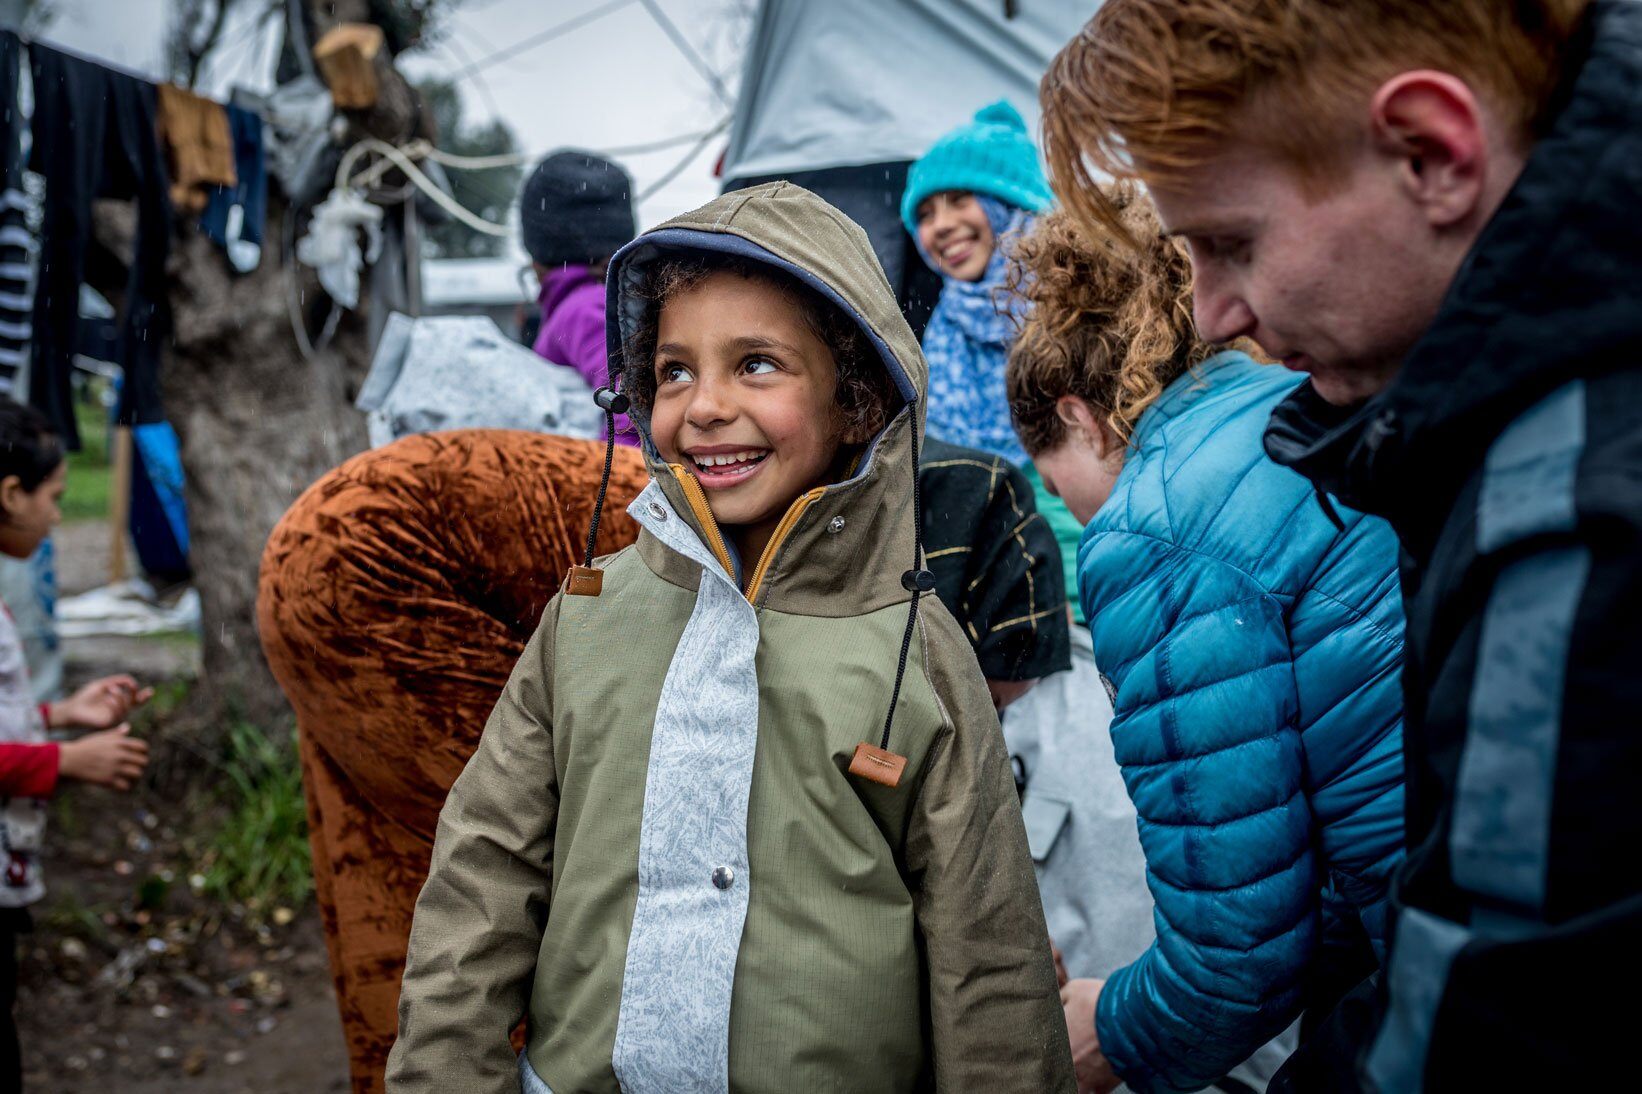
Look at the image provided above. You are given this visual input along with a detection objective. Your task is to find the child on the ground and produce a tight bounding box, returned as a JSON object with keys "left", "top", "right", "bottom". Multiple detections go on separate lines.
{"left": 0, "top": 397, "right": 153, "bottom": 1088}
{"left": 902, "top": 100, "right": 1085, "bottom": 619}
{"left": 388, "top": 183, "right": 1073, "bottom": 1093}
{"left": 520, "top": 150, "right": 640, "bottom": 446}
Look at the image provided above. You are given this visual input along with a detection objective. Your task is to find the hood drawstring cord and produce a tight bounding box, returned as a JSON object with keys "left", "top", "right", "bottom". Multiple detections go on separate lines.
{"left": 851, "top": 409, "right": 935, "bottom": 789}
{"left": 566, "top": 386, "right": 630, "bottom": 597}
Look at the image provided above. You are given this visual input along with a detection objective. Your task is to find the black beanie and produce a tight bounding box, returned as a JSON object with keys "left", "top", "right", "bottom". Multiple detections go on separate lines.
{"left": 519, "top": 150, "right": 637, "bottom": 268}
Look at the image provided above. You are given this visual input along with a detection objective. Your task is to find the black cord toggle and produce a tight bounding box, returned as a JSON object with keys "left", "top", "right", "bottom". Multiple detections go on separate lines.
{"left": 901, "top": 568, "right": 936, "bottom": 593}
{"left": 568, "top": 384, "right": 624, "bottom": 595}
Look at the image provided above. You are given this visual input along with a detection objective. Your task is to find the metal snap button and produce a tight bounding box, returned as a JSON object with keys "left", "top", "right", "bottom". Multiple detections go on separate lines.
{"left": 711, "top": 865, "right": 735, "bottom": 890}
{"left": 827, "top": 516, "right": 846, "bottom": 534}
{"left": 647, "top": 501, "right": 667, "bottom": 520}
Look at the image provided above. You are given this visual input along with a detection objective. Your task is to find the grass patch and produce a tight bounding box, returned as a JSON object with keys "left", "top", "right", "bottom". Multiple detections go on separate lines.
{"left": 197, "top": 721, "right": 311, "bottom": 918}
{"left": 131, "top": 678, "right": 193, "bottom": 734}
{"left": 63, "top": 398, "right": 112, "bottom": 522}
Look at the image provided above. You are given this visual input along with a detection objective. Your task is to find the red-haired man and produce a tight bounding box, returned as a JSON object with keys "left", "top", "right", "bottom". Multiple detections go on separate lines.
{"left": 1043, "top": 2, "right": 1638, "bottom": 1091}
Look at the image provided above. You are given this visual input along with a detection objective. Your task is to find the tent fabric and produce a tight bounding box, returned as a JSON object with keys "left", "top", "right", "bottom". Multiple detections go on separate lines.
{"left": 722, "top": 0, "right": 1096, "bottom": 180}
{"left": 257, "top": 430, "right": 649, "bottom": 1093}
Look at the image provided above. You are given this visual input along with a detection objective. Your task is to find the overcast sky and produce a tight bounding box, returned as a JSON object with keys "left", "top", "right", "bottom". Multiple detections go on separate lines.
{"left": 41, "top": 0, "right": 746, "bottom": 246}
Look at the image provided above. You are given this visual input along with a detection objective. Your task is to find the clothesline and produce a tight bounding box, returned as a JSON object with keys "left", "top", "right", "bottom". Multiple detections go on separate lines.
{"left": 334, "top": 105, "right": 732, "bottom": 237}
{"left": 337, "top": 138, "right": 513, "bottom": 238}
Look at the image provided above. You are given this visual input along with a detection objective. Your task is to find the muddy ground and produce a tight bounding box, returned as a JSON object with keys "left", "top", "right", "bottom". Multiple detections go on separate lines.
{"left": 16, "top": 522, "right": 349, "bottom": 1093}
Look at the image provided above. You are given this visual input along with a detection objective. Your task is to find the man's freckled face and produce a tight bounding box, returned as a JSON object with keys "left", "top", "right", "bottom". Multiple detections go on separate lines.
{"left": 649, "top": 270, "right": 844, "bottom": 543}
{"left": 1152, "top": 144, "right": 1450, "bottom": 405}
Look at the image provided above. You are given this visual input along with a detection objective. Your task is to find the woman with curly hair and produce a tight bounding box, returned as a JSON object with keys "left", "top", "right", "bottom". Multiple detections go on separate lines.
{"left": 1006, "top": 189, "right": 1408, "bottom": 1093}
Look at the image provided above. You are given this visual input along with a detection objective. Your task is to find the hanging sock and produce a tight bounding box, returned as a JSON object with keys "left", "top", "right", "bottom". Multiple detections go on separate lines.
{"left": 200, "top": 103, "right": 267, "bottom": 273}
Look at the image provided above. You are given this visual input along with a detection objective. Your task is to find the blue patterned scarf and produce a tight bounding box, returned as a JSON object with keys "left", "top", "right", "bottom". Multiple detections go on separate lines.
{"left": 918, "top": 196, "right": 1033, "bottom": 465}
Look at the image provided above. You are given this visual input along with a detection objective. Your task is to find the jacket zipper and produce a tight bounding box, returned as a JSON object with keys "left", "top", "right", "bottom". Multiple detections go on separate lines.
{"left": 745, "top": 487, "right": 827, "bottom": 603}
{"left": 667, "top": 465, "right": 738, "bottom": 581}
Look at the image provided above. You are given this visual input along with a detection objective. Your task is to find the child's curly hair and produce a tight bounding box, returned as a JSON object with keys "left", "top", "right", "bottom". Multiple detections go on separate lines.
{"left": 621, "top": 253, "right": 899, "bottom": 444}
{"left": 1005, "top": 185, "right": 1229, "bottom": 456}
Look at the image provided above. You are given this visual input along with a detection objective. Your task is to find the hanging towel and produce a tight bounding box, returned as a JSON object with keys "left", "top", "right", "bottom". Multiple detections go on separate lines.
{"left": 156, "top": 83, "right": 235, "bottom": 215}
{"left": 28, "top": 44, "right": 172, "bottom": 446}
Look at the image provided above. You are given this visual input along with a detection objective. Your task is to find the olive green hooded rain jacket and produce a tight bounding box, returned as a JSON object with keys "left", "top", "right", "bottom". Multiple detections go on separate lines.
{"left": 387, "top": 182, "right": 1073, "bottom": 1094}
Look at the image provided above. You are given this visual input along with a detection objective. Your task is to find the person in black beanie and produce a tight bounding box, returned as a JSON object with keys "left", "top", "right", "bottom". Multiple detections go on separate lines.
{"left": 521, "top": 151, "right": 640, "bottom": 445}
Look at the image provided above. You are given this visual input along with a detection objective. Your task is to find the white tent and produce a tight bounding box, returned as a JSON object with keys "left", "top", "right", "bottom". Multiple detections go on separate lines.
{"left": 723, "top": 0, "right": 1098, "bottom": 180}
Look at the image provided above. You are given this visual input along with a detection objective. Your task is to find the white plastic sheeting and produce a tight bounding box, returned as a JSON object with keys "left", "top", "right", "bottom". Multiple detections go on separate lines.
{"left": 356, "top": 313, "right": 607, "bottom": 448}
{"left": 56, "top": 581, "right": 200, "bottom": 640}
{"left": 295, "top": 188, "right": 384, "bottom": 309}
{"left": 722, "top": 0, "right": 1098, "bottom": 179}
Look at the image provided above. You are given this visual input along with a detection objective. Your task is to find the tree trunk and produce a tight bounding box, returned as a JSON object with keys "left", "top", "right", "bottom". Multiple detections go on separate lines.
{"left": 160, "top": 195, "right": 372, "bottom": 737}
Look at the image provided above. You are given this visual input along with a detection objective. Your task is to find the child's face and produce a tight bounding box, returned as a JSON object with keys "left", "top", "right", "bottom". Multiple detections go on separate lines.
{"left": 650, "top": 270, "right": 845, "bottom": 545}
{"left": 0, "top": 462, "right": 66, "bottom": 560}
{"left": 916, "top": 191, "right": 995, "bottom": 281}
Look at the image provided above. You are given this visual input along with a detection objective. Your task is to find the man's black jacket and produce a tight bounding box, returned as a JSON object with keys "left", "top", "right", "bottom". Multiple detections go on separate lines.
{"left": 1264, "top": 2, "right": 1642, "bottom": 1087}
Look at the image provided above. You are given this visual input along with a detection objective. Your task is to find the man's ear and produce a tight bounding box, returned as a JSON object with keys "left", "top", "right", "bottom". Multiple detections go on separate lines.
{"left": 1369, "top": 71, "right": 1491, "bottom": 229}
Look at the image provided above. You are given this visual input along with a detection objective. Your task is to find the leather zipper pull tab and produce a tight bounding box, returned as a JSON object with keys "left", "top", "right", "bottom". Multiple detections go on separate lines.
{"left": 566, "top": 565, "right": 604, "bottom": 597}
{"left": 849, "top": 742, "right": 907, "bottom": 788}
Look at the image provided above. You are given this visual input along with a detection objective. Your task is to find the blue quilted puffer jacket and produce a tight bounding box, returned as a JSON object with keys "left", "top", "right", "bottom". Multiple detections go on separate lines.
{"left": 1080, "top": 352, "right": 1405, "bottom": 1092}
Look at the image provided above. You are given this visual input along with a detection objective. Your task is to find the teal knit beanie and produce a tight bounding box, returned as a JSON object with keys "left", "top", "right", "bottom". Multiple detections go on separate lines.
{"left": 901, "top": 100, "right": 1052, "bottom": 235}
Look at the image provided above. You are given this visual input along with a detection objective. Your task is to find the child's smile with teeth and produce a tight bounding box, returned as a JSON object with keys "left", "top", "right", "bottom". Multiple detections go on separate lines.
{"left": 688, "top": 447, "right": 771, "bottom": 478}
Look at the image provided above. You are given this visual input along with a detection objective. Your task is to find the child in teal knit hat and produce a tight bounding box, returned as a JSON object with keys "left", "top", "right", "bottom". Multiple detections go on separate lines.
{"left": 904, "top": 100, "right": 1085, "bottom": 621}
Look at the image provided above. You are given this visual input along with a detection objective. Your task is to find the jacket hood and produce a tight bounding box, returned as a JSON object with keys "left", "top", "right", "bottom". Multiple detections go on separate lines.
{"left": 1265, "top": 0, "right": 1642, "bottom": 548}
{"left": 603, "top": 181, "right": 930, "bottom": 615}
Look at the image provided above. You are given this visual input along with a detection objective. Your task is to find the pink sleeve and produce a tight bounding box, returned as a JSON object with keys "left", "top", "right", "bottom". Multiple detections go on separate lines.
{"left": 555, "top": 302, "right": 614, "bottom": 392}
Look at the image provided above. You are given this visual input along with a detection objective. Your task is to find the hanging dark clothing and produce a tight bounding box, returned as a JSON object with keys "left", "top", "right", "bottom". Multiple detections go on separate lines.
{"left": 200, "top": 103, "right": 267, "bottom": 255}
{"left": 0, "top": 31, "right": 36, "bottom": 398}
{"left": 27, "top": 43, "right": 172, "bottom": 447}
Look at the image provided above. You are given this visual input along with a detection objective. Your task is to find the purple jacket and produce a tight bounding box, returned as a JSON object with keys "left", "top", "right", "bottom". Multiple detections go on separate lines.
{"left": 533, "top": 265, "right": 638, "bottom": 446}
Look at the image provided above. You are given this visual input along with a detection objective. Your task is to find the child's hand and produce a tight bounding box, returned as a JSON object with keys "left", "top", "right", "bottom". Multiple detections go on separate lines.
{"left": 49, "top": 675, "right": 155, "bottom": 730}
{"left": 58, "top": 725, "right": 149, "bottom": 791}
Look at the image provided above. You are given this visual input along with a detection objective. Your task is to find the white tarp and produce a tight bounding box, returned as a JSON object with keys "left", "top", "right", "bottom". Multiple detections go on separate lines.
{"left": 723, "top": 0, "right": 1098, "bottom": 179}
{"left": 356, "top": 313, "right": 606, "bottom": 448}
{"left": 56, "top": 581, "right": 200, "bottom": 640}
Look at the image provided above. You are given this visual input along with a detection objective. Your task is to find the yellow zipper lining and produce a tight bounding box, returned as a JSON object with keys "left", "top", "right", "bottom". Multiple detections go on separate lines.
{"left": 665, "top": 466, "right": 826, "bottom": 602}
{"left": 667, "top": 464, "right": 737, "bottom": 580}
{"left": 745, "top": 487, "right": 826, "bottom": 603}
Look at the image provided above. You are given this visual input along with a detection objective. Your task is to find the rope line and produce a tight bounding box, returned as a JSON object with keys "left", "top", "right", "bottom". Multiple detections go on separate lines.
{"left": 448, "top": 0, "right": 639, "bottom": 82}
